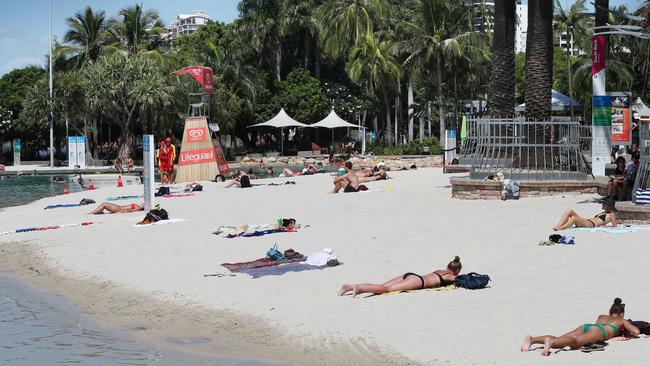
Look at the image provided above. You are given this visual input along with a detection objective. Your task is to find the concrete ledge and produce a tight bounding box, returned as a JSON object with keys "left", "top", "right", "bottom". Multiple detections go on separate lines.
{"left": 451, "top": 178, "right": 609, "bottom": 200}
{"left": 616, "top": 202, "right": 650, "bottom": 224}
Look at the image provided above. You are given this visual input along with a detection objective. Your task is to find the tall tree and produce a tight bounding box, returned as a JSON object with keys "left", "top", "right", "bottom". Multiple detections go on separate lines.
{"left": 347, "top": 32, "right": 400, "bottom": 145}
{"left": 525, "top": 0, "right": 554, "bottom": 119}
{"left": 107, "top": 4, "right": 165, "bottom": 55}
{"left": 554, "top": 0, "right": 589, "bottom": 118}
{"left": 62, "top": 6, "right": 107, "bottom": 68}
{"left": 398, "top": 0, "right": 470, "bottom": 145}
{"left": 489, "top": 0, "right": 516, "bottom": 117}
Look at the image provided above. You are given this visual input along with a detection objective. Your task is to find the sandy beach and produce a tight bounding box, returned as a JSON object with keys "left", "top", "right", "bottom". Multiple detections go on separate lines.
{"left": 1, "top": 167, "right": 649, "bottom": 365}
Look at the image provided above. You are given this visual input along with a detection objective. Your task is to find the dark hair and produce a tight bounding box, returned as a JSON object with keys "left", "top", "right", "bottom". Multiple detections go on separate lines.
{"left": 609, "top": 297, "right": 625, "bottom": 315}
{"left": 282, "top": 218, "right": 296, "bottom": 227}
{"left": 344, "top": 161, "right": 353, "bottom": 169}
{"left": 447, "top": 256, "right": 462, "bottom": 272}
{"left": 631, "top": 151, "right": 640, "bottom": 160}
{"left": 615, "top": 156, "right": 626, "bottom": 165}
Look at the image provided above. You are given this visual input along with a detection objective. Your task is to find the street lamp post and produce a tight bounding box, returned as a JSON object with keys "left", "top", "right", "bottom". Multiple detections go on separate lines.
{"left": 49, "top": 0, "right": 54, "bottom": 167}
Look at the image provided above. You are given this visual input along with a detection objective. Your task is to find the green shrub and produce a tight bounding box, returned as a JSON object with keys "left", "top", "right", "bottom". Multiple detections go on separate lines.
{"left": 368, "top": 137, "right": 443, "bottom": 155}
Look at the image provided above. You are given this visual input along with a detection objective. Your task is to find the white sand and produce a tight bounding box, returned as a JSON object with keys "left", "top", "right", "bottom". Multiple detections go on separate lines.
{"left": 1, "top": 168, "right": 649, "bottom": 365}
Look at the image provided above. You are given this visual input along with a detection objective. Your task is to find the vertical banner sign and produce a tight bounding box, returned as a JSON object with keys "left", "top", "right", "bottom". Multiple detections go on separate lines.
{"left": 13, "top": 139, "right": 21, "bottom": 166}
{"left": 213, "top": 142, "right": 231, "bottom": 175}
{"left": 77, "top": 136, "right": 86, "bottom": 169}
{"left": 176, "top": 117, "right": 220, "bottom": 183}
{"left": 445, "top": 129, "right": 457, "bottom": 163}
{"left": 591, "top": 35, "right": 610, "bottom": 176}
{"left": 68, "top": 136, "right": 78, "bottom": 168}
{"left": 143, "top": 135, "right": 155, "bottom": 211}
{"left": 611, "top": 96, "right": 631, "bottom": 144}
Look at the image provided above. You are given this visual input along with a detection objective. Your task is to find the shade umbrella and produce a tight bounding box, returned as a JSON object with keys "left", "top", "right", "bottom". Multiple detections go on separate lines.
{"left": 310, "top": 109, "right": 366, "bottom": 154}
{"left": 632, "top": 97, "right": 650, "bottom": 122}
{"left": 248, "top": 109, "right": 308, "bottom": 155}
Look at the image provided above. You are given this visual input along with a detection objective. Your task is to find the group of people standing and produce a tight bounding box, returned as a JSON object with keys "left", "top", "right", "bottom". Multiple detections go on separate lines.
{"left": 156, "top": 137, "right": 176, "bottom": 184}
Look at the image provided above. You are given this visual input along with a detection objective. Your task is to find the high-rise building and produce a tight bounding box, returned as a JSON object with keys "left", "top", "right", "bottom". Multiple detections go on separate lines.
{"left": 165, "top": 10, "right": 211, "bottom": 40}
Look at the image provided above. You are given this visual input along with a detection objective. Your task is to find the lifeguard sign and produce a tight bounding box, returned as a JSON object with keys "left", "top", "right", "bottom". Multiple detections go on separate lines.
{"left": 173, "top": 66, "right": 214, "bottom": 94}
{"left": 173, "top": 66, "right": 229, "bottom": 182}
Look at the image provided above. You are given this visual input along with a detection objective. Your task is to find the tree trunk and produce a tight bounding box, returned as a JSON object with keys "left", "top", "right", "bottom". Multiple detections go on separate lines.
{"left": 382, "top": 84, "right": 393, "bottom": 146}
{"left": 314, "top": 34, "right": 321, "bottom": 80}
{"left": 567, "top": 32, "right": 574, "bottom": 119}
{"left": 489, "top": 0, "right": 516, "bottom": 117}
{"left": 303, "top": 32, "right": 311, "bottom": 71}
{"left": 419, "top": 112, "right": 424, "bottom": 143}
{"left": 436, "top": 54, "right": 445, "bottom": 147}
{"left": 524, "top": 0, "right": 553, "bottom": 119}
{"left": 407, "top": 76, "right": 414, "bottom": 142}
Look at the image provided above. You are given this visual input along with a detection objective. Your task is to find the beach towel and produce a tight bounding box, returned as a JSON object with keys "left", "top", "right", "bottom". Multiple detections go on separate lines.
{"left": 571, "top": 226, "right": 650, "bottom": 234}
{"left": 44, "top": 203, "right": 81, "bottom": 209}
{"left": 222, "top": 257, "right": 306, "bottom": 272}
{"left": 381, "top": 285, "right": 458, "bottom": 296}
{"left": 107, "top": 195, "right": 143, "bottom": 201}
{"left": 162, "top": 193, "right": 195, "bottom": 198}
{"left": 132, "top": 218, "right": 187, "bottom": 227}
{"left": 234, "top": 262, "right": 329, "bottom": 278}
{"left": 0, "top": 221, "right": 98, "bottom": 236}
{"left": 213, "top": 224, "right": 276, "bottom": 235}
{"left": 225, "top": 228, "right": 296, "bottom": 238}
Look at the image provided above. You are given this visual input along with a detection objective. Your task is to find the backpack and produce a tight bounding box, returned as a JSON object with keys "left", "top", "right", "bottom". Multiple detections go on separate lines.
{"left": 266, "top": 244, "right": 283, "bottom": 261}
{"left": 454, "top": 272, "right": 491, "bottom": 289}
{"left": 155, "top": 186, "right": 170, "bottom": 196}
{"left": 191, "top": 184, "right": 203, "bottom": 192}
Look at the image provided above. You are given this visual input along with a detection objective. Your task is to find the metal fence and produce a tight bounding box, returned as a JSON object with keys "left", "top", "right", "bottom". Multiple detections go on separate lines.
{"left": 632, "top": 123, "right": 650, "bottom": 201}
{"left": 458, "top": 117, "right": 591, "bottom": 180}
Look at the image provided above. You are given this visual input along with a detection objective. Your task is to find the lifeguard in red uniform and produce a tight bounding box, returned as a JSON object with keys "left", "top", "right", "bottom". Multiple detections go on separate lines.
{"left": 156, "top": 137, "right": 176, "bottom": 184}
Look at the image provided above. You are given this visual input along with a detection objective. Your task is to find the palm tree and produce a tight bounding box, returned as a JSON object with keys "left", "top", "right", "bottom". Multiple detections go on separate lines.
{"left": 319, "top": 0, "right": 390, "bottom": 59}
{"left": 283, "top": 0, "right": 323, "bottom": 77}
{"left": 397, "top": 0, "right": 470, "bottom": 145}
{"left": 554, "top": 0, "right": 589, "bottom": 118}
{"left": 237, "top": 0, "right": 286, "bottom": 81}
{"left": 489, "top": 0, "right": 516, "bottom": 117}
{"left": 525, "top": 0, "right": 554, "bottom": 119}
{"left": 107, "top": 4, "right": 165, "bottom": 55}
{"left": 62, "top": 6, "right": 107, "bottom": 68}
{"left": 347, "top": 32, "right": 400, "bottom": 145}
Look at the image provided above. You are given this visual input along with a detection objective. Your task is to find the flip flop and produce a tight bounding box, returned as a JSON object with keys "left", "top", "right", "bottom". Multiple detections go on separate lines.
{"left": 538, "top": 240, "right": 555, "bottom": 246}
{"left": 579, "top": 342, "right": 607, "bottom": 352}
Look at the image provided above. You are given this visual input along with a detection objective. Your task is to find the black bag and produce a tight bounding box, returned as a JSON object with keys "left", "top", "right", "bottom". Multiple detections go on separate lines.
{"left": 155, "top": 186, "right": 170, "bottom": 196}
{"left": 79, "top": 198, "right": 96, "bottom": 206}
{"left": 454, "top": 272, "right": 491, "bottom": 289}
{"left": 145, "top": 208, "right": 168, "bottom": 222}
{"left": 191, "top": 184, "right": 203, "bottom": 192}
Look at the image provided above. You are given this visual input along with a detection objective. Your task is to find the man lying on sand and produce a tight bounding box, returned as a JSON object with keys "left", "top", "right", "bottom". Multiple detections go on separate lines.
{"left": 90, "top": 202, "right": 144, "bottom": 214}
{"left": 282, "top": 162, "right": 319, "bottom": 177}
{"left": 521, "top": 298, "right": 639, "bottom": 356}
{"left": 358, "top": 166, "right": 389, "bottom": 183}
{"left": 331, "top": 161, "right": 360, "bottom": 193}
{"left": 338, "top": 256, "right": 462, "bottom": 297}
{"left": 553, "top": 198, "right": 618, "bottom": 231}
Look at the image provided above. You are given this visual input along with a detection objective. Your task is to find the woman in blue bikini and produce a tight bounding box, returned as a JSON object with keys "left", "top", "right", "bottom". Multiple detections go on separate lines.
{"left": 521, "top": 298, "right": 640, "bottom": 356}
{"left": 338, "top": 256, "right": 462, "bottom": 297}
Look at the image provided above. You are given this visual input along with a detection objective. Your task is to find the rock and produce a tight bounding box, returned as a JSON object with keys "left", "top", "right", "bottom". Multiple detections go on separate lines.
{"left": 267, "top": 157, "right": 277, "bottom": 163}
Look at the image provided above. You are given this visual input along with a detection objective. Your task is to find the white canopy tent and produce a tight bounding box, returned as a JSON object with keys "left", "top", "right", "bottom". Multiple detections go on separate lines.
{"left": 515, "top": 90, "right": 582, "bottom": 113}
{"left": 248, "top": 108, "right": 308, "bottom": 155}
{"left": 310, "top": 109, "right": 366, "bottom": 155}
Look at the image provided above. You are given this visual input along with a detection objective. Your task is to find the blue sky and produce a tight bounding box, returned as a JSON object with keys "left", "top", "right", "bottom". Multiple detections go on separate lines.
{"left": 0, "top": 0, "right": 646, "bottom": 75}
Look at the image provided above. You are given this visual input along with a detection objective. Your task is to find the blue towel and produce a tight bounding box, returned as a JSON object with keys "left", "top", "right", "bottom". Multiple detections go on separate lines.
{"left": 44, "top": 204, "right": 80, "bottom": 210}
{"left": 237, "top": 263, "right": 329, "bottom": 278}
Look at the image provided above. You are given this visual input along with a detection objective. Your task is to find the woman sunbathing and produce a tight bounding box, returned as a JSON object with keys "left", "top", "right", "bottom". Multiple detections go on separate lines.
{"left": 90, "top": 202, "right": 144, "bottom": 214}
{"left": 552, "top": 199, "right": 618, "bottom": 231}
{"left": 521, "top": 298, "right": 640, "bottom": 356}
{"left": 338, "top": 256, "right": 462, "bottom": 297}
{"left": 224, "top": 171, "right": 252, "bottom": 188}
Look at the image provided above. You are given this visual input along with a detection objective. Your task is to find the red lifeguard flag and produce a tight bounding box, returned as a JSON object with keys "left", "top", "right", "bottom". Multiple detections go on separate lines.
{"left": 173, "top": 66, "right": 214, "bottom": 94}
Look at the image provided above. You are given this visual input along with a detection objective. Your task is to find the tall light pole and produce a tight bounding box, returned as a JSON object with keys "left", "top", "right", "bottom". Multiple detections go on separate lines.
{"left": 49, "top": 0, "right": 54, "bottom": 167}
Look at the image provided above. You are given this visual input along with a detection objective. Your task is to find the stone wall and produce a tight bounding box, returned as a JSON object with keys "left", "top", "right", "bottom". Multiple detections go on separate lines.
{"left": 615, "top": 202, "right": 650, "bottom": 225}
{"left": 234, "top": 155, "right": 444, "bottom": 171}
{"left": 451, "top": 178, "right": 608, "bottom": 200}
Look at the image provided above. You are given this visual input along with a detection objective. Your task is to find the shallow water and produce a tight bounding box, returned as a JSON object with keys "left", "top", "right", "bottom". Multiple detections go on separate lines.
{"left": 0, "top": 273, "right": 274, "bottom": 366}
{"left": 0, "top": 175, "right": 82, "bottom": 209}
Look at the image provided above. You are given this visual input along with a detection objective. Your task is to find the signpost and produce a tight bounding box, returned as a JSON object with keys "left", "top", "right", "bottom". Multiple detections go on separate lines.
{"left": 13, "top": 139, "right": 21, "bottom": 166}
{"left": 67, "top": 136, "right": 86, "bottom": 168}
{"left": 68, "top": 136, "right": 78, "bottom": 168}
{"left": 610, "top": 93, "right": 632, "bottom": 145}
{"left": 143, "top": 135, "right": 155, "bottom": 211}
{"left": 445, "top": 129, "right": 457, "bottom": 163}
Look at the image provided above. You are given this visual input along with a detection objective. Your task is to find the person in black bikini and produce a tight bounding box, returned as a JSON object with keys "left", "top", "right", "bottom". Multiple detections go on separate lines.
{"left": 552, "top": 199, "right": 618, "bottom": 231}
{"left": 338, "top": 256, "right": 462, "bottom": 297}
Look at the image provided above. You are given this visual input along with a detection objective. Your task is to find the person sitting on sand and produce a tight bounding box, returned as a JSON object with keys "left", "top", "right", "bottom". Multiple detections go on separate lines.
{"left": 359, "top": 166, "right": 389, "bottom": 182}
{"left": 90, "top": 202, "right": 144, "bottom": 214}
{"left": 332, "top": 161, "right": 360, "bottom": 193}
{"left": 520, "top": 298, "right": 640, "bottom": 356}
{"left": 552, "top": 198, "right": 618, "bottom": 231}
{"left": 338, "top": 256, "right": 462, "bottom": 297}
{"left": 224, "top": 171, "right": 252, "bottom": 188}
